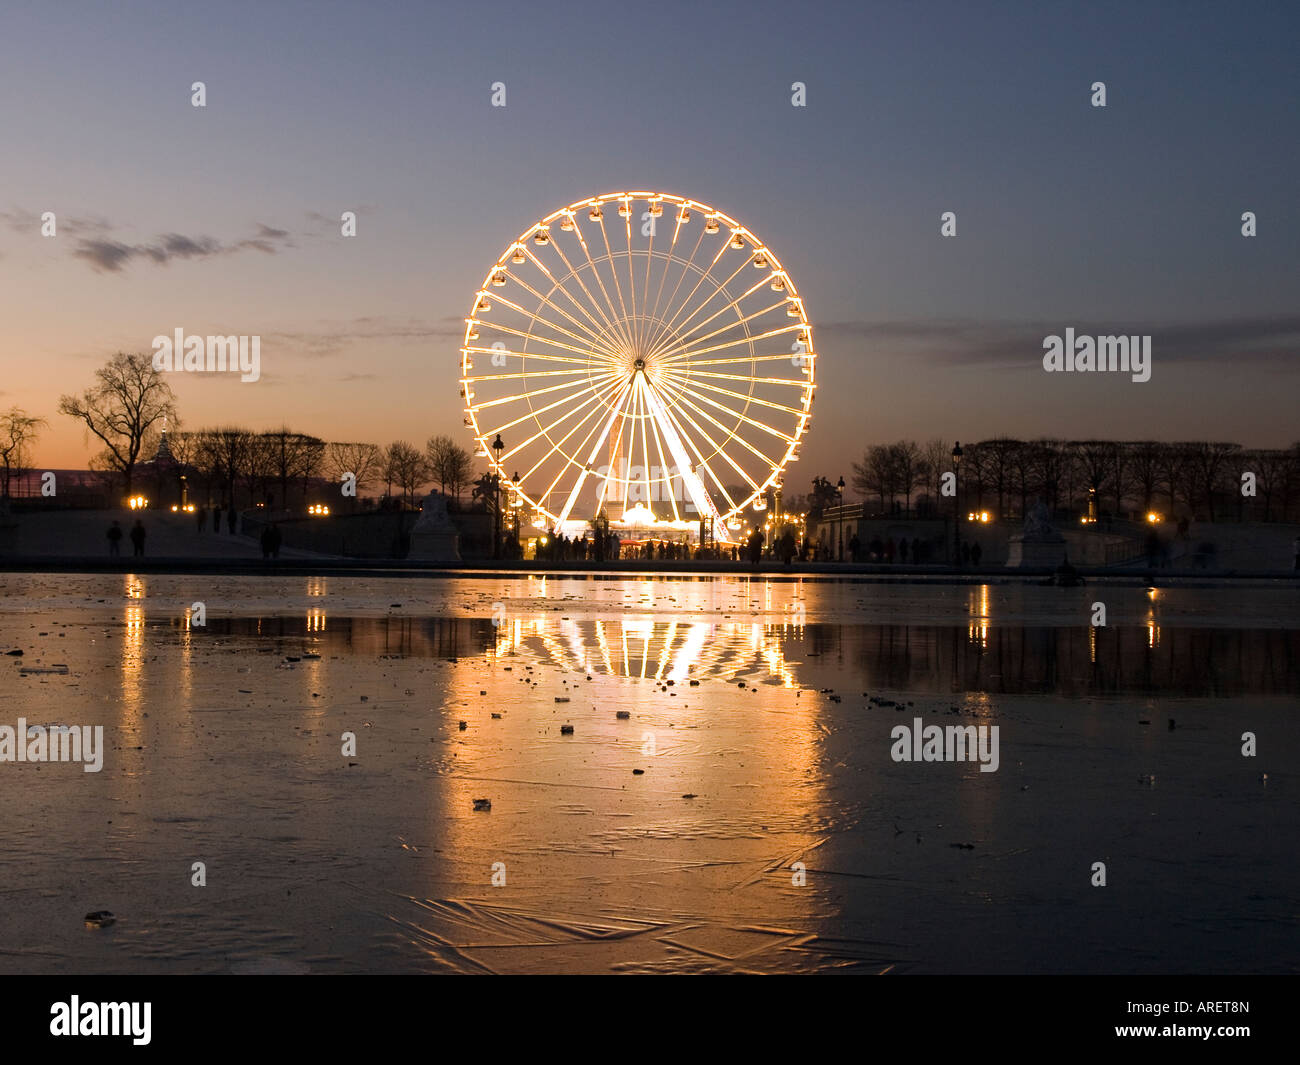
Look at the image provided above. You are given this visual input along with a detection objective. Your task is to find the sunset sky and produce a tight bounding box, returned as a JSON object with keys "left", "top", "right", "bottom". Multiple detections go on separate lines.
{"left": 1, "top": 0, "right": 1296, "bottom": 486}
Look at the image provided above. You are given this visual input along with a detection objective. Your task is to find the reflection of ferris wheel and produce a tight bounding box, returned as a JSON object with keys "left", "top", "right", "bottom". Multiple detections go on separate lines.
{"left": 460, "top": 192, "right": 816, "bottom": 541}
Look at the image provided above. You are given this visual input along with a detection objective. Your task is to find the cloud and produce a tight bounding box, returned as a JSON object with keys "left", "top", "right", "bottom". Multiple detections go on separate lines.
{"left": 263, "top": 316, "right": 465, "bottom": 359}
{"left": 73, "top": 239, "right": 138, "bottom": 272}
{"left": 819, "top": 314, "right": 1300, "bottom": 368}
{"left": 64, "top": 221, "right": 294, "bottom": 273}
{"left": 0, "top": 208, "right": 112, "bottom": 236}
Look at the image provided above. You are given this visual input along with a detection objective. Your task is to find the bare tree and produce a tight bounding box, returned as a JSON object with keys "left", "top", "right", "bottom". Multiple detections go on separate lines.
{"left": 1184, "top": 441, "right": 1241, "bottom": 522}
{"left": 1070, "top": 440, "right": 1112, "bottom": 518}
{"left": 325, "top": 442, "right": 382, "bottom": 506}
{"left": 257, "top": 428, "right": 325, "bottom": 509}
{"left": 0, "top": 407, "right": 48, "bottom": 498}
{"left": 1127, "top": 441, "right": 1164, "bottom": 514}
{"left": 1156, "top": 443, "right": 1191, "bottom": 517}
{"left": 384, "top": 440, "right": 427, "bottom": 505}
{"left": 425, "top": 434, "right": 474, "bottom": 500}
{"left": 196, "top": 428, "right": 253, "bottom": 508}
{"left": 919, "top": 437, "right": 950, "bottom": 507}
{"left": 58, "top": 351, "right": 177, "bottom": 497}
{"left": 889, "top": 440, "right": 922, "bottom": 512}
{"left": 977, "top": 437, "right": 1022, "bottom": 519}
{"left": 852, "top": 445, "right": 893, "bottom": 514}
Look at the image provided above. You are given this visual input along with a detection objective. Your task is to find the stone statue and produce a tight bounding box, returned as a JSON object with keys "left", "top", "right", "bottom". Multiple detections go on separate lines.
{"left": 1023, "top": 499, "right": 1057, "bottom": 540}
{"left": 1006, "top": 497, "right": 1065, "bottom": 568}
{"left": 407, "top": 490, "right": 460, "bottom": 561}
{"left": 411, "top": 489, "right": 451, "bottom": 532}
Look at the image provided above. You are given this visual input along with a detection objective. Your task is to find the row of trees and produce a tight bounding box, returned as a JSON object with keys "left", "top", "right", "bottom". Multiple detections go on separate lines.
{"left": 12, "top": 351, "right": 482, "bottom": 511}
{"left": 848, "top": 438, "right": 1300, "bottom": 523}
{"left": 141, "top": 430, "right": 480, "bottom": 511}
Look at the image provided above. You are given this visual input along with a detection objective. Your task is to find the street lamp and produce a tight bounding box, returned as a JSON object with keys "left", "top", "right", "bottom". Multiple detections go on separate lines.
{"left": 511, "top": 470, "right": 521, "bottom": 549}
{"left": 836, "top": 475, "right": 845, "bottom": 561}
{"left": 951, "top": 441, "right": 963, "bottom": 566}
{"left": 492, "top": 434, "right": 504, "bottom": 559}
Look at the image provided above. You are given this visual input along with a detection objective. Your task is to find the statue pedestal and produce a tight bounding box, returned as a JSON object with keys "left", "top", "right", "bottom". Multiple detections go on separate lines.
{"left": 1006, "top": 535, "right": 1066, "bottom": 568}
{"left": 408, "top": 529, "right": 460, "bottom": 561}
{"left": 406, "top": 490, "right": 461, "bottom": 562}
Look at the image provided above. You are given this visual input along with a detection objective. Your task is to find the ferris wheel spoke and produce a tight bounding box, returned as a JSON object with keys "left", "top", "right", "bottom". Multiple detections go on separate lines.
{"left": 642, "top": 390, "right": 682, "bottom": 522}
{"left": 539, "top": 238, "right": 635, "bottom": 354}
{"left": 595, "top": 214, "right": 634, "bottom": 350}
{"left": 640, "top": 374, "right": 723, "bottom": 526}
{"left": 674, "top": 377, "right": 809, "bottom": 420}
{"left": 669, "top": 352, "right": 811, "bottom": 368}
{"left": 639, "top": 209, "right": 659, "bottom": 355}
{"left": 650, "top": 284, "right": 781, "bottom": 363}
{"left": 651, "top": 394, "right": 742, "bottom": 513}
{"left": 507, "top": 377, "right": 631, "bottom": 497}
{"left": 464, "top": 365, "right": 602, "bottom": 385}
{"left": 644, "top": 240, "right": 729, "bottom": 355}
{"left": 659, "top": 321, "right": 804, "bottom": 363}
{"left": 469, "top": 369, "right": 619, "bottom": 412}
{"left": 657, "top": 381, "right": 787, "bottom": 470}
{"left": 645, "top": 374, "right": 759, "bottom": 500}
{"left": 551, "top": 375, "right": 636, "bottom": 525}
{"left": 644, "top": 225, "right": 709, "bottom": 356}
{"left": 480, "top": 370, "right": 623, "bottom": 446}
{"left": 525, "top": 386, "right": 627, "bottom": 506}
{"left": 643, "top": 212, "right": 727, "bottom": 354}
{"left": 564, "top": 219, "right": 637, "bottom": 353}
{"left": 621, "top": 200, "right": 642, "bottom": 352}
{"left": 649, "top": 257, "right": 754, "bottom": 359}
{"left": 468, "top": 322, "right": 612, "bottom": 364}
{"left": 669, "top": 376, "right": 797, "bottom": 442}
{"left": 462, "top": 346, "right": 604, "bottom": 371}
{"left": 480, "top": 293, "right": 620, "bottom": 363}
{"left": 686, "top": 369, "right": 812, "bottom": 388}
{"left": 505, "top": 269, "right": 625, "bottom": 359}
{"left": 645, "top": 214, "right": 705, "bottom": 352}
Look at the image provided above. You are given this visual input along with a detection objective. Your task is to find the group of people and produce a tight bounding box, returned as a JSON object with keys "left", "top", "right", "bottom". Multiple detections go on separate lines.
{"left": 533, "top": 532, "right": 618, "bottom": 562}
{"left": 106, "top": 505, "right": 280, "bottom": 559}
{"left": 195, "top": 505, "right": 239, "bottom": 535}
{"left": 106, "top": 519, "right": 147, "bottom": 557}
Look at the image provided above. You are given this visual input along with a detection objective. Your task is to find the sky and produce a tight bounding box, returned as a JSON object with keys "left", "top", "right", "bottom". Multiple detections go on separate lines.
{"left": 0, "top": 0, "right": 1296, "bottom": 492}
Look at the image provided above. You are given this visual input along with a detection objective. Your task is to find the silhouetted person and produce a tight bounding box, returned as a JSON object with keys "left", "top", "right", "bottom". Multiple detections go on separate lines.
{"left": 779, "top": 530, "right": 796, "bottom": 567}
{"left": 260, "top": 525, "right": 273, "bottom": 559}
{"left": 212, "top": 507, "right": 223, "bottom": 534}
{"left": 1146, "top": 529, "right": 1161, "bottom": 568}
{"left": 748, "top": 528, "right": 764, "bottom": 566}
{"left": 107, "top": 520, "right": 123, "bottom": 557}
{"left": 196, "top": 506, "right": 207, "bottom": 533}
{"left": 848, "top": 532, "right": 861, "bottom": 562}
{"left": 129, "top": 519, "right": 146, "bottom": 557}
{"left": 269, "top": 523, "right": 282, "bottom": 559}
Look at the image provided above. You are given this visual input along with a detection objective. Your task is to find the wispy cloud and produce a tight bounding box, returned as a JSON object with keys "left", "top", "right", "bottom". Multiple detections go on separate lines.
{"left": 262, "top": 316, "right": 465, "bottom": 358}
{"left": 63, "top": 221, "right": 294, "bottom": 273}
{"left": 820, "top": 315, "right": 1300, "bottom": 368}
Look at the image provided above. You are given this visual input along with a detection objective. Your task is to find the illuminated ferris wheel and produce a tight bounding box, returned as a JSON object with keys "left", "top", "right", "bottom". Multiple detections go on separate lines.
{"left": 460, "top": 192, "right": 816, "bottom": 541}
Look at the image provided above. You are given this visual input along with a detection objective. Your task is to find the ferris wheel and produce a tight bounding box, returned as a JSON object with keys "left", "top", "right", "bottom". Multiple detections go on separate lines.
{"left": 460, "top": 192, "right": 815, "bottom": 542}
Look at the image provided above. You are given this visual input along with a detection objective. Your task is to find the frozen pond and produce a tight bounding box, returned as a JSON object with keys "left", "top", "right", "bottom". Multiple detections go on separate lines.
{"left": 1, "top": 573, "right": 1296, "bottom": 973}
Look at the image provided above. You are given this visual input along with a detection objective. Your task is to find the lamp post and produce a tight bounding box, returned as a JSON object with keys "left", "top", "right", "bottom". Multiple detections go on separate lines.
{"left": 836, "top": 475, "right": 845, "bottom": 561}
{"left": 491, "top": 434, "right": 504, "bottom": 559}
{"left": 511, "top": 470, "right": 521, "bottom": 549}
{"left": 951, "top": 441, "right": 963, "bottom": 566}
